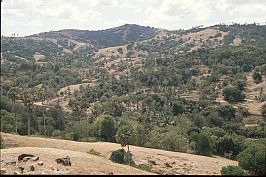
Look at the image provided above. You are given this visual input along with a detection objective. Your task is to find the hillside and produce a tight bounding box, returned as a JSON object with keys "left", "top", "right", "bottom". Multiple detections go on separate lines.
{"left": 1, "top": 133, "right": 237, "bottom": 175}
{"left": 1, "top": 23, "right": 265, "bottom": 175}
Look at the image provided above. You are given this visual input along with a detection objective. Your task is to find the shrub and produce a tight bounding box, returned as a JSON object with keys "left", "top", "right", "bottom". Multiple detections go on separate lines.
{"left": 221, "top": 165, "right": 245, "bottom": 176}
{"left": 87, "top": 148, "right": 101, "bottom": 156}
{"left": 237, "top": 143, "right": 266, "bottom": 175}
{"left": 109, "top": 149, "right": 135, "bottom": 166}
{"left": 109, "top": 149, "right": 126, "bottom": 164}
{"left": 0, "top": 136, "right": 4, "bottom": 149}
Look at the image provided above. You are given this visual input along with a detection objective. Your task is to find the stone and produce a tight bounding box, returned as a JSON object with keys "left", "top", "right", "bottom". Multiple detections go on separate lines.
{"left": 29, "top": 165, "right": 35, "bottom": 171}
{"left": 37, "top": 161, "right": 43, "bottom": 166}
{"left": 18, "top": 154, "right": 35, "bottom": 161}
{"left": 164, "top": 163, "right": 172, "bottom": 168}
{"left": 23, "top": 157, "right": 32, "bottom": 162}
{"left": 31, "top": 157, "right": 39, "bottom": 161}
{"left": 148, "top": 159, "right": 158, "bottom": 165}
{"left": 14, "top": 171, "right": 21, "bottom": 175}
{"left": 18, "top": 166, "right": 25, "bottom": 174}
{"left": 6, "top": 160, "right": 16, "bottom": 165}
{"left": 0, "top": 169, "right": 6, "bottom": 174}
{"left": 55, "top": 156, "right": 71, "bottom": 166}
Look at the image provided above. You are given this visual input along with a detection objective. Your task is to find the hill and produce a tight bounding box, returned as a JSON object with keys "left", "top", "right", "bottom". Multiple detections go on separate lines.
{"left": 1, "top": 133, "right": 237, "bottom": 175}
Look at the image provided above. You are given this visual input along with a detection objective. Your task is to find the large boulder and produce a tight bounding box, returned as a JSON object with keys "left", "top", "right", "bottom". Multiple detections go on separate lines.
{"left": 18, "top": 154, "right": 35, "bottom": 161}
{"left": 55, "top": 156, "right": 71, "bottom": 166}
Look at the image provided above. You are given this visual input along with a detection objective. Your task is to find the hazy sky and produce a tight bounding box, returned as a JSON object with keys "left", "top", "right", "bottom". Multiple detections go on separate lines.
{"left": 1, "top": 0, "right": 266, "bottom": 36}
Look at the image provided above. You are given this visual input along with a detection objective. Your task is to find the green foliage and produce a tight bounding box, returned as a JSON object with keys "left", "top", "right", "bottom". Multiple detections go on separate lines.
{"left": 189, "top": 132, "right": 211, "bottom": 156}
{"left": 223, "top": 86, "right": 245, "bottom": 102}
{"left": 116, "top": 123, "right": 134, "bottom": 148}
{"left": 109, "top": 149, "right": 135, "bottom": 166}
{"left": 215, "top": 134, "right": 245, "bottom": 159}
{"left": 87, "top": 149, "right": 102, "bottom": 156}
{"left": 0, "top": 136, "right": 5, "bottom": 149}
{"left": 94, "top": 115, "right": 116, "bottom": 142}
{"left": 237, "top": 143, "right": 266, "bottom": 175}
{"left": 221, "top": 165, "right": 245, "bottom": 176}
{"left": 262, "top": 103, "right": 266, "bottom": 119}
{"left": 252, "top": 70, "right": 262, "bottom": 83}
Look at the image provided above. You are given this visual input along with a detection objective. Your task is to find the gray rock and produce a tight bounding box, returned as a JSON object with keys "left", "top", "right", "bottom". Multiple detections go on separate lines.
{"left": 6, "top": 160, "right": 16, "bottom": 165}
{"left": 55, "top": 156, "right": 71, "bottom": 166}
{"left": 29, "top": 165, "right": 35, "bottom": 171}
{"left": 31, "top": 157, "right": 39, "bottom": 161}
{"left": 0, "top": 169, "right": 6, "bottom": 174}
{"left": 18, "top": 166, "right": 24, "bottom": 174}
{"left": 148, "top": 159, "right": 158, "bottom": 165}
{"left": 37, "top": 161, "right": 43, "bottom": 166}
{"left": 164, "top": 162, "right": 172, "bottom": 168}
{"left": 18, "top": 154, "right": 35, "bottom": 161}
{"left": 23, "top": 157, "right": 32, "bottom": 162}
{"left": 14, "top": 171, "right": 21, "bottom": 175}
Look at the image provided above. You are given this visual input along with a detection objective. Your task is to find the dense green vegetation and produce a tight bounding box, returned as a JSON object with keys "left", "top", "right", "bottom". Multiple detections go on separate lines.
{"left": 1, "top": 23, "right": 265, "bottom": 175}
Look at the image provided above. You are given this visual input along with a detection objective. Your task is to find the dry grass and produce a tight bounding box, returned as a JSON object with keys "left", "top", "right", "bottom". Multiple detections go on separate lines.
{"left": 1, "top": 133, "right": 238, "bottom": 175}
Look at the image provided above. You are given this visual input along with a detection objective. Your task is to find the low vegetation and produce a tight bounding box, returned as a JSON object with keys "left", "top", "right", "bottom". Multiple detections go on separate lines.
{"left": 1, "top": 23, "right": 265, "bottom": 175}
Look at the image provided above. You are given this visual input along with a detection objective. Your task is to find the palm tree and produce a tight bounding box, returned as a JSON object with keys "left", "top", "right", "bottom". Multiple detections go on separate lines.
{"left": 20, "top": 89, "right": 34, "bottom": 136}
{"left": 36, "top": 87, "right": 46, "bottom": 136}
{"left": 7, "top": 87, "right": 19, "bottom": 134}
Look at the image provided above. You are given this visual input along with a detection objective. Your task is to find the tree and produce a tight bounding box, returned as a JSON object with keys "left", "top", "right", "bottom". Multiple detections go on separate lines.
{"left": 189, "top": 132, "right": 210, "bottom": 156}
{"left": 94, "top": 115, "right": 116, "bottom": 142}
{"left": 7, "top": 87, "right": 19, "bottom": 134}
{"left": 221, "top": 165, "right": 245, "bottom": 176}
{"left": 215, "top": 135, "right": 244, "bottom": 159}
{"left": 261, "top": 103, "right": 266, "bottom": 120}
{"left": 172, "top": 102, "right": 184, "bottom": 116}
{"left": 217, "top": 104, "right": 236, "bottom": 122}
{"left": 252, "top": 70, "right": 262, "bottom": 83}
{"left": 116, "top": 124, "right": 134, "bottom": 152}
{"left": 20, "top": 89, "right": 34, "bottom": 136}
{"left": 237, "top": 143, "right": 265, "bottom": 175}
{"left": 36, "top": 87, "right": 46, "bottom": 136}
{"left": 72, "top": 101, "right": 82, "bottom": 124}
{"left": 223, "top": 86, "right": 245, "bottom": 102}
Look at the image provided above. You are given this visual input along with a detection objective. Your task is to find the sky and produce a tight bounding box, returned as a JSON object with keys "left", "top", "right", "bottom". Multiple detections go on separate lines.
{"left": 1, "top": 0, "right": 266, "bottom": 37}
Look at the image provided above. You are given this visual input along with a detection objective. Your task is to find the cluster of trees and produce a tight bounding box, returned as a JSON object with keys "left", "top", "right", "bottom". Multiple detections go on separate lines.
{"left": 1, "top": 24, "right": 265, "bottom": 175}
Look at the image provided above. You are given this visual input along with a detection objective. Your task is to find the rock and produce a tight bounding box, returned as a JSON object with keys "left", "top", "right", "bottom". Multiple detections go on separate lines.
{"left": 6, "top": 160, "right": 16, "bottom": 165}
{"left": 18, "top": 154, "right": 35, "bottom": 161}
{"left": 14, "top": 171, "right": 21, "bottom": 175}
{"left": 31, "top": 157, "right": 39, "bottom": 161}
{"left": 23, "top": 157, "right": 32, "bottom": 162}
{"left": 171, "top": 161, "right": 176, "bottom": 165}
{"left": 55, "top": 156, "right": 71, "bottom": 166}
{"left": 37, "top": 161, "right": 43, "bottom": 166}
{"left": 0, "top": 169, "right": 6, "bottom": 174}
{"left": 164, "top": 163, "right": 172, "bottom": 168}
{"left": 148, "top": 159, "right": 158, "bottom": 165}
{"left": 30, "top": 165, "right": 35, "bottom": 171}
{"left": 18, "top": 166, "right": 25, "bottom": 174}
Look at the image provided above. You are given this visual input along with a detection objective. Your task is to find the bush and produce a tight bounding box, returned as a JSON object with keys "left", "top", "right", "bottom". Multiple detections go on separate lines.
{"left": 87, "top": 148, "right": 101, "bottom": 156}
{"left": 110, "top": 149, "right": 126, "bottom": 164}
{"left": 237, "top": 143, "right": 266, "bottom": 175}
{"left": 109, "top": 149, "right": 135, "bottom": 166}
{"left": 189, "top": 132, "right": 211, "bottom": 156}
{"left": 0, "top": 136, "right": 4, "bottom": 149}
{"left": 223, "top": 86, "right": 245, "bottom": 102}
{"left": 221, "top": 165, "right": 245, "bottom": 176}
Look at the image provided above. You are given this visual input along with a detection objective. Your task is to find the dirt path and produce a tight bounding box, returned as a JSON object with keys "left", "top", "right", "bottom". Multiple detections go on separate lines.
{"left": 1, "top": 133, "right": 238, "bottom": 175}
